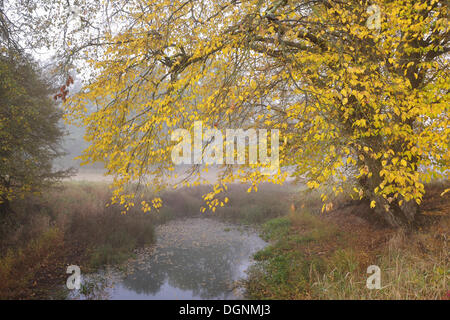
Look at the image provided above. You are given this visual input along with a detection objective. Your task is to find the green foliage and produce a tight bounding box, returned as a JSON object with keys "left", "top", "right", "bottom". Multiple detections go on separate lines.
{"left": 261, "top": 217, "right": 291, "bottom": 241}
{"left": 0, "top": 52, "right": 70, "bottom": 210}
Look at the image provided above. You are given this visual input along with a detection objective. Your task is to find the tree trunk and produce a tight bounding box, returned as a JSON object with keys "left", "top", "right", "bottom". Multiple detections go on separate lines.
{"left": 357, "top": 158, "right": 419, "bottom": 228}
{"left": 360, "top": 179, "right": 418, "bottom": 228}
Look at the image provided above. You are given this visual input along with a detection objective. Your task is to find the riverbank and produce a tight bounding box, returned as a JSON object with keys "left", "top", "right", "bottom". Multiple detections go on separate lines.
{"left": 246, "top": 182, "right": 449, "bottom": 300}
{"left": 69, "top": 218, "right": 267, "bottom": 300}
{"left": 0, "top": 181, "right": 448, "bottom": 299}
{"left": 0, "top": 182, "right": 291, "bottom": 299}
{"left": 0, "top": 182, "right": 156, "bottom": 299}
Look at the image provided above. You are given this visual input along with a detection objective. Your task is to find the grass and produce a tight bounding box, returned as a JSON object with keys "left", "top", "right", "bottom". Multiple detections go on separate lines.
{"left": 246, "top": 192, "right": 449, "bottom": 300}
{"left": 246, "top": 211, "right": 342, "bottom": 299}
{"left": 309, "top": 227, "right": 449, "bottom": 299}
{"left": 0, "top": 181, "right": 156, "bottom": 299}
{"left": 0, "top": 180, "right": 447, "bottom": 300}
{"left": 0, "top": 228, "right": 64, "bottom": 299}
{"left": 0, "top": 181, "right": 292, "bottom": 299}
{"left": 208, "top": 183, "right": 293, "bottom": 225}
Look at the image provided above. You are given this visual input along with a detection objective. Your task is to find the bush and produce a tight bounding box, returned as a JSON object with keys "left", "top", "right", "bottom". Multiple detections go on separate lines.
{"left": 0, "top": 228, "right": 64, "bottom": 299}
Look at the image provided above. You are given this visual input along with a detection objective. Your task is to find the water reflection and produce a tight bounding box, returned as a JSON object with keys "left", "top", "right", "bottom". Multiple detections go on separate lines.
{"left": 71, "top": 218, "right": 266, "bottom": 300}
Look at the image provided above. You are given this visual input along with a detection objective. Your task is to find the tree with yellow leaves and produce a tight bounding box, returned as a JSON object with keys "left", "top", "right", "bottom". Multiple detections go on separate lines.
{"left": 65, "top": 0, "right": 448, "bottom": 227}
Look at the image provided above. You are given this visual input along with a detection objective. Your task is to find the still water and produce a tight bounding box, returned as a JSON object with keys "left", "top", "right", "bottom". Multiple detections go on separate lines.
{"left": 69, "top": 218, "right": 267, "bottom": 300}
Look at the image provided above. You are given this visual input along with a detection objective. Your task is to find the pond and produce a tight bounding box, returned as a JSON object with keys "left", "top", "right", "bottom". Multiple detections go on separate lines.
{"left": 68, "top": 218, "right": 267, "bottom": 300}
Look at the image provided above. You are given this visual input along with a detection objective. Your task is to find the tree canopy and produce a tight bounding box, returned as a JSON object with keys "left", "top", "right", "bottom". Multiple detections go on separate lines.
{"left": 64, "top": 0, "right": 449, "bottom": 227}
{"left": 0, "top": 52, "right": 70, "bottom": 212}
